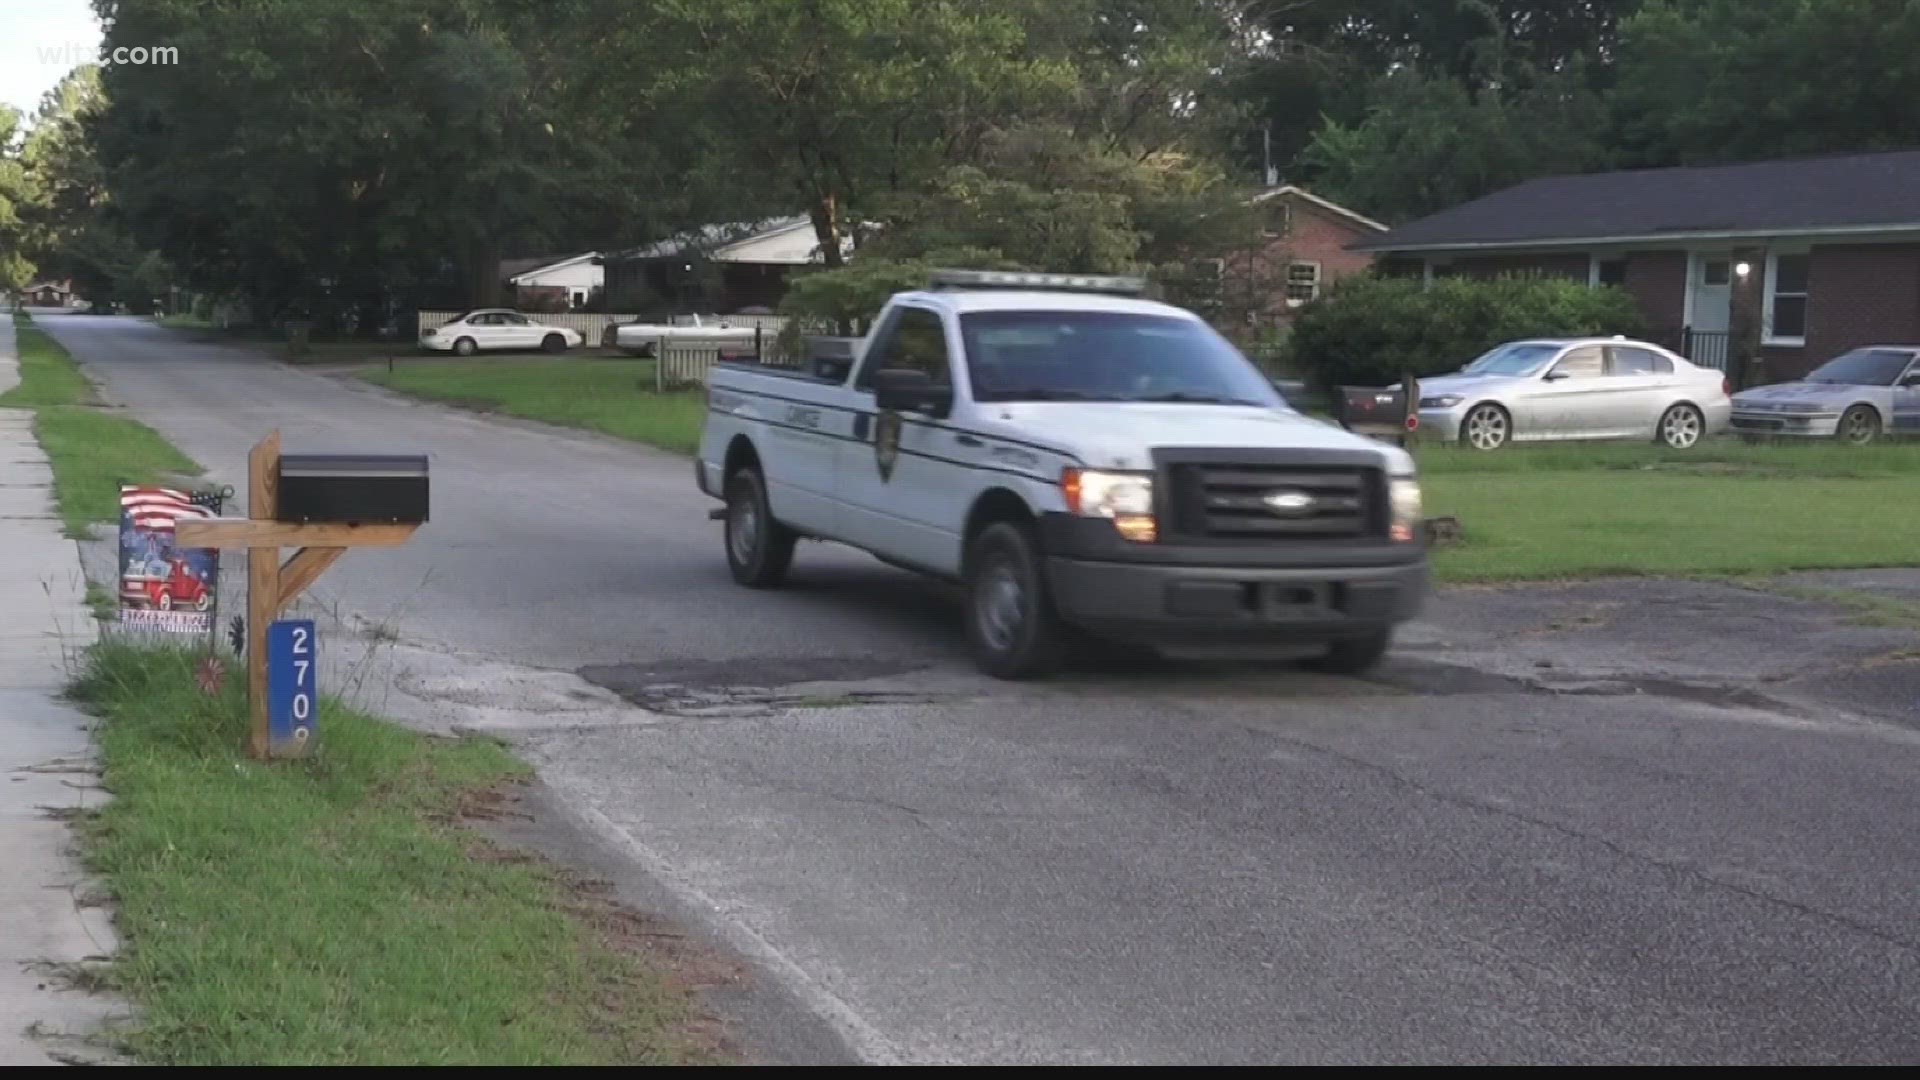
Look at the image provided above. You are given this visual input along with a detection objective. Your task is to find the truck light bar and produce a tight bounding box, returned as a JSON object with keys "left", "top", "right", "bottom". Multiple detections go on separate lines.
{"left": 927, "top": 269, "right": 1148, "bottom": 296}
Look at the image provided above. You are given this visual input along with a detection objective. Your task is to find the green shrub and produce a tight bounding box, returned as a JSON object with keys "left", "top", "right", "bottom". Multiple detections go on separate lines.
{"left": 1285, "top": 273, "right": 1646, "bottom": 387}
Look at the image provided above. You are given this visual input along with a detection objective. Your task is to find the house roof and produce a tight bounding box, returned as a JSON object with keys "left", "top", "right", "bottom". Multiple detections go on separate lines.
{"left": 504, "top": 252, "right": 601, "bottom": 284}
{"left": 1252, "top": 185, "right": 1388, "bottom": 234}
{"left": 499, "top": 255, "right": 571, "bottom": 280}
{"left": 1356, "top": 149, "right": 1920, "bottom": 253}
{"left": 606, "top": 216, "right": 852, "bottom": 266}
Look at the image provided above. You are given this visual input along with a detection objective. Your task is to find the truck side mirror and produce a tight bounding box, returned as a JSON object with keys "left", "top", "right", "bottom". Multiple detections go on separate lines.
{"left": 871, "top": 368, "right": 951, "bottom": 415}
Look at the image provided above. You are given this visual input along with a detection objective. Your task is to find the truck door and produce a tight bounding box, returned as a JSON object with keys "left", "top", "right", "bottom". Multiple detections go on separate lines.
{"left": 838, "top": 305, "right": 971, "bottom": 574}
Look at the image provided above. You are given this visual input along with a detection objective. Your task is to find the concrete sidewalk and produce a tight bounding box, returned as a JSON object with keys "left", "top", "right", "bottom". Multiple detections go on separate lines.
{"left": 0, "top": 316, "right": 127, "bottom": 1064}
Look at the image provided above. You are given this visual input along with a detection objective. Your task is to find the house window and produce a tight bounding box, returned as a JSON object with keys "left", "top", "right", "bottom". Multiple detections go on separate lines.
{"left": 1702, "top": 259, "right": 1731, "bottom": 286}
{"left": 1285, "top": 261, "right": 1321, "bottom": 305}
{"left": 1766, "top": 253, "right": 1809, "bottom": 343}
{"left": 1591, "top": 257, "right": 1627, "bottom": 287}
{"left": 1263, "top": 201, "right": 1292, "bottom": 239}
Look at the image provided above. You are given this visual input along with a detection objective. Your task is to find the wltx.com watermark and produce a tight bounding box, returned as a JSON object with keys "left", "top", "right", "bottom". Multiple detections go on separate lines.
{"left": 37, "top": 42, "right": 179, "bottom": 68}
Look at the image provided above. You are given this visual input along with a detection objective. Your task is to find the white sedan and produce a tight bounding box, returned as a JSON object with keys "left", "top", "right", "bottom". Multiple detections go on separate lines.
{"left": 1415, "top": 337, "right": 1732, "bottom": 450}
{"left": 419, "top": 309, "right": 583, "bottom": 355}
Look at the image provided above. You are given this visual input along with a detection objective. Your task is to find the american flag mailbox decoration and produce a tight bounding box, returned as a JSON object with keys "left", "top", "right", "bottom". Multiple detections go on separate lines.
{"left": 170, "top": 431, "right": 428, "bottom": 760}
{"left": 117, "top": 485, "right": 226, "bottom": 633}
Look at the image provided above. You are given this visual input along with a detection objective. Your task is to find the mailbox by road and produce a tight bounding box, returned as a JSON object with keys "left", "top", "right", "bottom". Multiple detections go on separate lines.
{"left": 276, "top": 453, "right": 429, "bottom": 525}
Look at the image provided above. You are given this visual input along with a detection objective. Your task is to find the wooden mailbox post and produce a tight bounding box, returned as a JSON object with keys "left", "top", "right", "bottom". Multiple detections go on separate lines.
{"left": 176, "top": 430, "right": 424, "bottom": 759}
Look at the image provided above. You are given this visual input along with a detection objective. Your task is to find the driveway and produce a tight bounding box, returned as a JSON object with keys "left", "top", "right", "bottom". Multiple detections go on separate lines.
{"left": 36, "top": 312, "right": 1920, "bottom": 1064}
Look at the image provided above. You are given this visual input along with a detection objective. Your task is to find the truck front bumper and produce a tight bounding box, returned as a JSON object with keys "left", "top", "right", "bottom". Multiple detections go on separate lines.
{"left": 1038, "top": 514, "right": 1428, "bottom": 648}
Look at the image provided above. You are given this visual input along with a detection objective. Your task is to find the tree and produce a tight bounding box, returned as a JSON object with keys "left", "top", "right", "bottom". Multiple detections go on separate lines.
{"left": 1611, "top": 0, "right": 1920, "bottom": 167}
{"left": 89, "top": 0, "right": 666, "bottom": 313}
{"left": 1243, "top": 2, "right": 1641, "bottom": 185}
{"left": 0, "top": 106, "right": 40, "bottom": 290}
{"left": 1297, "top": 64, "right": 1612, "bottom": 222}
{"left": 637, "top": 0, "right": 1084, "bottom": 270}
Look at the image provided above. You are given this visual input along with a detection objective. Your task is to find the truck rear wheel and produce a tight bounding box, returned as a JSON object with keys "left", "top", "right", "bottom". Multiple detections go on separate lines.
{"left": 964, "top": 521, "right": 1064, "bottom": 680}
{"left": 724, "top": 467, "right": 796, "bottom": 588}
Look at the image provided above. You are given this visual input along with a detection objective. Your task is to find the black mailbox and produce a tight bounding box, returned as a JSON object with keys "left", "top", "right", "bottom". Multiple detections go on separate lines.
{"left": 276, "top": 454, "right": 429, "bottom": 524}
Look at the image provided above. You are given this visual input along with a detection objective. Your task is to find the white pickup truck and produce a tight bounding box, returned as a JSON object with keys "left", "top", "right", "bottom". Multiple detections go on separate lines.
{"left": 695, "top": 270, "right": 1429, "bottom": 679}
{"left": 612, "top": 313, "right": 758, "bottom": 356}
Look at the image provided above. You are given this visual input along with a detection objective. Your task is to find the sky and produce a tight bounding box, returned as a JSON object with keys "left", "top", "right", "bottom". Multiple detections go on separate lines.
{"left": 0, "top": 0, "right": 104, "bottom": 118}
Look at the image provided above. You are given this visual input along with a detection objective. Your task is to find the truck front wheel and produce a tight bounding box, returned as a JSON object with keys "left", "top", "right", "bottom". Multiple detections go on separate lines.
{"left": 964, "top": 521, "right": 1065, "bottom": 680}
{"left": 723, "top": 467, "right": 796, "bottom": 588}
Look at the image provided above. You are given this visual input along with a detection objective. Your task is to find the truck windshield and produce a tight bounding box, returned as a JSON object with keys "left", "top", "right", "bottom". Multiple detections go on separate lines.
{"left": 958, "top": 311, "right": 1283, "bottom": 406}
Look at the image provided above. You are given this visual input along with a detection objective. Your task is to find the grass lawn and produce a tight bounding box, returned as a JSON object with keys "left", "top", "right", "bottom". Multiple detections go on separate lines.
{"left": 364, "top": 357, "right": 705, "bottom": 454}
{"left": 1418, "top": 440, "right": 1920, "bottom": 581}
{"left": 1, "top": 320, "right": 202, "bottom": 535}
{"left": 358, "top": 354, "right": 1920, "bottom": 583}
{"left": 70, "top": 644, "right": 707, "bottom": 1066}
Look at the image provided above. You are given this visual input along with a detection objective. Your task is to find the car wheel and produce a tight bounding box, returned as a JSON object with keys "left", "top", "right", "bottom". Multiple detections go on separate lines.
{"left": 156, "top": 589, "right": 173, "bottom": 611}
{"left": 1656, "top": 403, "right": 1705, "bottom": 449}
{"left": 1460, "top": 403, "right": 1511, "bottom": 450}
{"left": 723, "top": 466, "right": 796, "bottom": 588}
{"left": 1302, "top": 629, "right": 1393, "bottom": 675}
{"left": 1837, "top": 405, "right": 1880, "bottom": 445}
{"left": 964, "top": 521, "right": 1065, "bottom": 680}
{"left": 541, "top": 333, "right": 567, "bottom": 354}
{"left": 194, "top": 591, "right": 212, "bottom": 612}
{"left": 453, "top": 336, "right": 477, "bottom": 357}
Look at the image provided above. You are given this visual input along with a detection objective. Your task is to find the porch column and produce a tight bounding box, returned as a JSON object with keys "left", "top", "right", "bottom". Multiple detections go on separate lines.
{"left": 1727, "top": 247, "right": 1766, "bottom": 389}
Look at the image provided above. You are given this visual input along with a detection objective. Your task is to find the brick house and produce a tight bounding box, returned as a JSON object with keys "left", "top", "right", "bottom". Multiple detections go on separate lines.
{"left": 1210, "top": 186, "right": 1386, "bottom": 339}
{"left": 1353, "top": 150, "right": 1920, "bottom": 385}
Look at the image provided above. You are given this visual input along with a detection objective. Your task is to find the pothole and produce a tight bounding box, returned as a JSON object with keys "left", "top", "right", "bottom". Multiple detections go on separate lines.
{"left": 578, "top": 656, "right": 944, "bottom": 717}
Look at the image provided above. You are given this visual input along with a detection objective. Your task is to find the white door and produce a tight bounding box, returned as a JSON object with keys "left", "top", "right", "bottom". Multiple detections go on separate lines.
{"left": 1602, "top": 344, "right": 1676, "bottom": 436}
{"left": 1894, "top": 355, "right": 1920, "bottom": 435}
{"left": 499, "top": 312, "right": 543, "bottom": 349}
{"left": 836, "top": 305, "right": 972, "bottom": 574}
{"left": 1513, "top": 344, "right": 1608, "bottom": 437}
{"left": 1689, "top": 256, "right": 1732, "bottom": 334}
{"left": 465, "top": 313, "right": 506, "bottom": 350}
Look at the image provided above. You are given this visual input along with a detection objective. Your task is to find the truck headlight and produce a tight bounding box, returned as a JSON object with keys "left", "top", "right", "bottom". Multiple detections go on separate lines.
{"left": 1062, "top": 468, "right": 1155, "bottom": 543}
{"left": 1389, "top": 476, "right": 1422, "bottom": 542}
{"left": 1418, "top": 394, "right": 1462, "bottom": 408}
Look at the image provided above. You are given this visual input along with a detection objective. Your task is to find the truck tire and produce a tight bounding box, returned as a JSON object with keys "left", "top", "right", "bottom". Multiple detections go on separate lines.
{"left": 723, "top": 466, "right": 795, "bottom": 588}
{"left": 1303, "top": 629, "right": 1393, "bottom": 675}
{"left": 963, "top": 521, "right": 1064, "bottom": 680}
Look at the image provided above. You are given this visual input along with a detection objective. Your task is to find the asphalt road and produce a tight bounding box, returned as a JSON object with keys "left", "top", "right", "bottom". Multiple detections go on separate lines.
{"left": 37, "top": 312, "right": 1920, "bottom": 1065}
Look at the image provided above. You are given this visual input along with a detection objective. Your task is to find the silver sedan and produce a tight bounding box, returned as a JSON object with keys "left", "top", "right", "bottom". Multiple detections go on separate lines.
{"left": 1728, "top": 345, "right": 1920, "bottom": 444}
{"left": 1415, "top": 337, "right": 1732, "bottom": 451}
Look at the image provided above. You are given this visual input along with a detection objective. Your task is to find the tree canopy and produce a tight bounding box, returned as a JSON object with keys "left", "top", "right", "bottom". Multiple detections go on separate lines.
{"left": 7, "top": 0, "right": 1912, "bottom": 313}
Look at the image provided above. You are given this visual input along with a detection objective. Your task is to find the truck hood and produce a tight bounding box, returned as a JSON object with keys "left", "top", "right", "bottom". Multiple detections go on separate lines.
{"left": 982, "top": 402, "right": 1414, "bottom": 473}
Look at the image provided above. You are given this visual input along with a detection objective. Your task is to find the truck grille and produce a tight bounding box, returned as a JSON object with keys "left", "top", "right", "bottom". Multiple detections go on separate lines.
{"left": 1169, "top": 463, "right": 1383, "bottom": 540}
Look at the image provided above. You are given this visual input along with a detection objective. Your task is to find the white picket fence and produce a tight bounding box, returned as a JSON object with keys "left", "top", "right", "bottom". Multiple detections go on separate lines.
{"left": 655, "top": 342, "right": 806, "bottom": 390}
{"left": 417, "top": 310, "right": 789, "bottom": 348}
